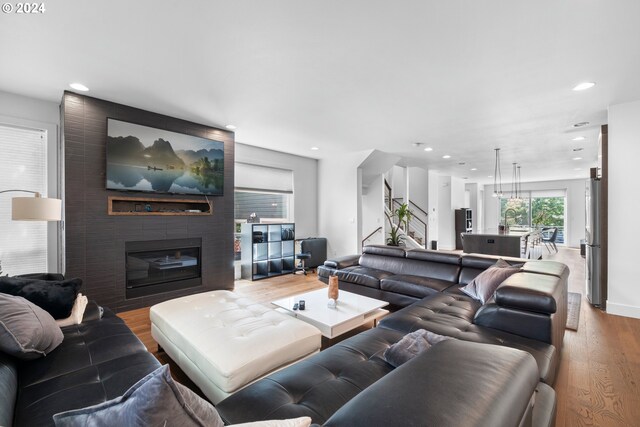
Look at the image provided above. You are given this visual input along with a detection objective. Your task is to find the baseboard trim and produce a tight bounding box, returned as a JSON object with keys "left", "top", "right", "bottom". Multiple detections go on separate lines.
{"left": 606, "top": 301, "right": 640, "bottom": 319}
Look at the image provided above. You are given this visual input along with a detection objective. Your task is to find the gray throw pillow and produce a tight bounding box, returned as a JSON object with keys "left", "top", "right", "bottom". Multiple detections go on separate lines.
{"left": 0, "top": 293, "right": 64, "bottom": 360}
{"left": 53, "top": 365, "right": 225, "bottom": 427}
{"left": 383, "top": 329, "right": 453, "bottom": 367}
{"left": 461, "top": 259, "right": 522, "bottom": 304}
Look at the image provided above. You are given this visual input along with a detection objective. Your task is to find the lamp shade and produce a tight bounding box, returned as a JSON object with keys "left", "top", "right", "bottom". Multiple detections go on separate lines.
{"left": 12, "top": 196, "right": 62, "bottom": 221}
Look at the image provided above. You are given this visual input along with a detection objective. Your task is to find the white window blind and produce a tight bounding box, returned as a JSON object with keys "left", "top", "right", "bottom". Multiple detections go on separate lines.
{"left": 0, "top": 124, "right": 48, "bottom": 276}
{"left": 530, "top": 189, "right": 567, "bottom": 198}
{"left": 235, "top": 163, "right": 293, "bottom": 193}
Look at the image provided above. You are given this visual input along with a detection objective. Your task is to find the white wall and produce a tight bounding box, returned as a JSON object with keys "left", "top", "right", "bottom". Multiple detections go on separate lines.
{"left": 482, "top": 178, "right": 586, "bottom": 248}
{"left": 608, "top": 99, "right": 640, "bottom": 319}
{"left": 0, "top": 90, "right": 60, "bottom": 272}
{"left": 361, "top": 174, "right": 384, "bottom": 246}
{"left": 465, "top": 183, "right": 479, "bottom": 231}
{"left": 391, "top": 165, "right": 406, "bottom": 201}
{"left": 235, "top": 143, "right": 318, "bottom": 238}
{"left": 408, "top": 167, "right": 429, "bottom": 214}
{"left": 427, "top": 170, "right": 439, "bottom": 245}
{"left": 437, "top": 176, "right": 455, "bottom": 250}
{"left": 318, "top": 151, "right": 370, "bottom": 257}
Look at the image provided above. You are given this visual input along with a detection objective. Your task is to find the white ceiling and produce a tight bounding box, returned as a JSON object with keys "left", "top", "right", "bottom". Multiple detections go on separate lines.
{"left": 2, "top": 0, "right": 639, "bottom": 184}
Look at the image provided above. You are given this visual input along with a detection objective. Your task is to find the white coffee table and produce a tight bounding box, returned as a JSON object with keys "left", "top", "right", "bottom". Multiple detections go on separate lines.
{"left": 272, "top": 288, "right": 389, "bottom": 339}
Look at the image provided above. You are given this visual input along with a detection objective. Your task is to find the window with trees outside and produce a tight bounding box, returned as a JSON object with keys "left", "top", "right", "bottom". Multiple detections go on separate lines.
{"left": 499, "top": 191, "right": 566, "bottom": 244}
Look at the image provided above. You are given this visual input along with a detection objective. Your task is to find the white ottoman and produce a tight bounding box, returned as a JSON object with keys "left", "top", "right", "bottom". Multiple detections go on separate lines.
{"left": 150, "top": 290, "right": 321, "bottom": 404}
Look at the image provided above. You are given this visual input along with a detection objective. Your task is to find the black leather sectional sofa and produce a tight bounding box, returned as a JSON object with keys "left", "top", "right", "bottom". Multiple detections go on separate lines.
{"left": 1, "top": 247, "right": 567, "bottom": 426}
{"left": 0, "top": 302, "right": 161, "bottom": 427}
{"left": 215, "top": 245, "right": 568, "bottom": 426}
{"left": 319, "top": 245, "right": 568, "bottom": 351}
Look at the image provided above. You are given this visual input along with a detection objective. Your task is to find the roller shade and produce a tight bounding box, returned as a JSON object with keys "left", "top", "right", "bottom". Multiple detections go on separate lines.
{"left": 530, "top": 189, "right": 567, "bottom": 198}
{"left": 235, "top": 163, "right": 293, "bottom": 193}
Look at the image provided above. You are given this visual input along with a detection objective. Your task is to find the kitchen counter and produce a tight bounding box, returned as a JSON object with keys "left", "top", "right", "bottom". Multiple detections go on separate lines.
{"left": 461, "top": 228, "right": 541, "bottom": 259}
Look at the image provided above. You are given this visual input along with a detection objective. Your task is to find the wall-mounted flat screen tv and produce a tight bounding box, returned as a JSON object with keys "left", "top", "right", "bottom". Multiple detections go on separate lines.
{"left": 106, "top": 119, "right": 224, "bottom": 196}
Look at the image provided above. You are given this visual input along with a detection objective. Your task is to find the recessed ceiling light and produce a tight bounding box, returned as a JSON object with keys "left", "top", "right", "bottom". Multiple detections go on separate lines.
{"left": 424, "top": 147, "right": 433, "bottom": 152}
{"left": 225, "top": 125, "right": 236, "bottom": 130}
{"left": 470, "top": 168, "right": 477, "bottom": 171}
{"left": 572, "top": 136, "right": 585, "bottom": 141}
{"left": 573, "top": 148, "right": 584, "bottom": 152}
{"left": 573, "top": 157, "right": 583, "bottom": 160}
{"left": 69, "top": 82, "right": 89, "bottom": 91}
{"left": 310, "top": 147, "right": 319, "bottom": 151}
{"left": 488, "top": 175, "right": 493, "bottom": 178}
{"left": 442, "top": 155, "right": 451, "bottom": 159}
{"left": 573, "top": 82, "right": 596, "bottom": 91}
{"left": 573, "top": 122, "right": 590, "bottom": 128}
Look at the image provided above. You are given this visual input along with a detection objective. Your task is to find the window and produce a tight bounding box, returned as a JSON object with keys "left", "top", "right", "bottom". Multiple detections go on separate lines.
{"left": 0, "top": 124, "right": 48, "bottom": 275}
{"left": 233, "top": 163, "right": 294, "bottom": 260}
{"left": 499, "top": 190, "right": 566, "bottom": 244}
{"left": 235, "top": 191, "right": 291, "bottom": 222}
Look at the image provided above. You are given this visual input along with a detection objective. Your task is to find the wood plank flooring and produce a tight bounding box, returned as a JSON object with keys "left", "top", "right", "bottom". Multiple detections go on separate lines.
{"left": 119, "top": 248, "right": 640, "bottom": 426}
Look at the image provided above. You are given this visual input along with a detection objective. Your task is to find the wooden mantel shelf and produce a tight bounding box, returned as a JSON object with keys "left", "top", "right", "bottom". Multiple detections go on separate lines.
{"left": 108, "top": 196, "right": 212, "bottom": 216}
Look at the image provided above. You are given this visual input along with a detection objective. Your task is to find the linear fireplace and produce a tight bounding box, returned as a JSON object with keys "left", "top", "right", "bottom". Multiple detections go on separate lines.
{"left": 125, "top": 238, "right": 202, "bottom": 299}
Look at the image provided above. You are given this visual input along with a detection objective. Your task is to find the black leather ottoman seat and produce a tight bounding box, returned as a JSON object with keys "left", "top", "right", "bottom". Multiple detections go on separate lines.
{"left": 216, "top": 327, "right": 405, "bottom": 425}
{"left": 377, "top": 293, "right": 558, "bottom": 385}
{"left": 11, "top": 304, "right": 161, "bottom": 427}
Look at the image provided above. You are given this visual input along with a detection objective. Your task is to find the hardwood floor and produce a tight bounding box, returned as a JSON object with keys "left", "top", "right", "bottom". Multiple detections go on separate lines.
{"left": 119, "top": 249, "right": 640, "bottom": 426}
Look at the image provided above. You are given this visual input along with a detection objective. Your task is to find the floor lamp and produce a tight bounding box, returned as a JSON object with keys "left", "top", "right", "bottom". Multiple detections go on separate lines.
{"left": 0, "top": 189, "right": 62, "bottom": 275}
{"left": 0, "top": 190, "right": 62, "bottom": 221}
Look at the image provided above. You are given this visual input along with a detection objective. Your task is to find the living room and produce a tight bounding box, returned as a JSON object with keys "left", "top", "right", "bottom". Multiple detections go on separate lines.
{"left": 1, "top": 1, "right": 640, "bottom": 426}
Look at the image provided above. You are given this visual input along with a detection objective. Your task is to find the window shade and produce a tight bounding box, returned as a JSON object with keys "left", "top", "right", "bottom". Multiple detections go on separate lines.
{"left": 0, "top": 124, "right": 47, "bottom": 276}
{"left": 530, "top": 189, "right": 567, "bottom": 198}
{"left": 235, "top": 163, "right": 293, "bottom": 193}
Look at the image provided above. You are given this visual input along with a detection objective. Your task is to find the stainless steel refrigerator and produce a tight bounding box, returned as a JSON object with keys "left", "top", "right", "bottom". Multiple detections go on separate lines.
{"left": 585, "top": 178, "right": 601, "bottom": 306}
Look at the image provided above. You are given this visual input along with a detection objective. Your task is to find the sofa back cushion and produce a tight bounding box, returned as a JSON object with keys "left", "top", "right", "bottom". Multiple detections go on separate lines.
{"left": 402, "top": 250, "right": 461, "bottom": 282}
{"left": 360, "top": 247, "right": 462, "bottom": 282}
{"left": 0, "top": 352, "right": 18, "bottom": 427}
{"left": 359, "top": 245, "right": 408, "bottom": 276}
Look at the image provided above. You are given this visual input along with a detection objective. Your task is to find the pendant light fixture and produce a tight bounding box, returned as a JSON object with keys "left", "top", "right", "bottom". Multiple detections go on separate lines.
{"left": 492, "top": 148, "right": 503, "bottom": 198}
{"left": 510, "top": 162, "right": 518, "bottom": 200}
{"left": 517, "top": 165, "right": 522, "bottom": 199}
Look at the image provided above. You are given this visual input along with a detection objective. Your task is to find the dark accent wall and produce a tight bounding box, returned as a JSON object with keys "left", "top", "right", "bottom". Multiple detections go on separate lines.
{"left": 61, "top": 92, "right": 235, "bottom": 312}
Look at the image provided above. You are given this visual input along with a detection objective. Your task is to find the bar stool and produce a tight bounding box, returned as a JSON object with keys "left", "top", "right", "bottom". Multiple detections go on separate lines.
{"left": 295, "top": 253, "right": 311, "bottom": 275}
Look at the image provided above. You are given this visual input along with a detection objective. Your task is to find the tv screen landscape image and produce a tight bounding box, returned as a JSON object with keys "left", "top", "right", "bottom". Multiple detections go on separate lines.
{"left": 106, "top": 119, "right": 224, "bottom": 196}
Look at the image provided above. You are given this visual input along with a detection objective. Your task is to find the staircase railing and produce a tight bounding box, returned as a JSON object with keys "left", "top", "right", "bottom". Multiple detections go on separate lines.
{"left": 362, "top": 226, "right": 383, "bottom": 248}
{"left": 392, "top": 199, "right": 428, "bottom": 247}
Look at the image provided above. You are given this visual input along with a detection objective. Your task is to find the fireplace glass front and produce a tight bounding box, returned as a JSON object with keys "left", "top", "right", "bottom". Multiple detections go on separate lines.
{"left": 125, "top": 238, "right": 202, "bottom": 299}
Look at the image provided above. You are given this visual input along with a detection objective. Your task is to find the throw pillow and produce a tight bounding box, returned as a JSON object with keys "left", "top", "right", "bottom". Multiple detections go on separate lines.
{"left": 0, "top": 293, "right": 64, "bottom": 360}
{"left": 0, "top": 276, "right": 82, "bottom": 319}
{"left": 56, "top": 293, "right": 89, "bottom": 327}
{"left": 53, "top": 365, "right": 225, "bottom": 427}
{"left": 460, "top": 259, "right": 522, "bottom": 304}
{"left": 383, "top": 329, "right": 453, "bottom": 368}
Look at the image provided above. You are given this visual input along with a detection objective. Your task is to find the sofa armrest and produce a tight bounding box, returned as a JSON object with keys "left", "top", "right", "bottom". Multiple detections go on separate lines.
{"left": 495, "top": 273, "right": 563, "bottom": 314}
{"left": 323, "top": 340, "right": 542, "bottom": 427}
{"left": 474, "top": 272, "right": 567, "bottom": 348}
{"left": 474, "top": 303, "right": 553, "bottom": 344}
{"left": 323, "top": 254, "right": 360, "bottom": 270}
